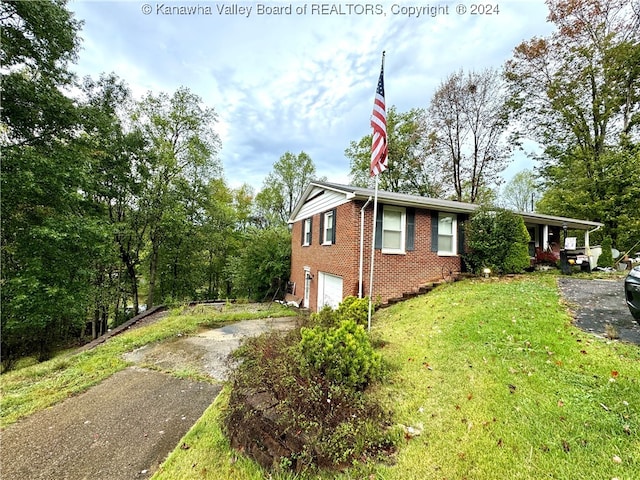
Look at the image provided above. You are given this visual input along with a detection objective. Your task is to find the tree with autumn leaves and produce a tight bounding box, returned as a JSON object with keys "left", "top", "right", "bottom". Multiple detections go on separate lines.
{"left": 505, "top": 0, "right": 640, "bottom": 250}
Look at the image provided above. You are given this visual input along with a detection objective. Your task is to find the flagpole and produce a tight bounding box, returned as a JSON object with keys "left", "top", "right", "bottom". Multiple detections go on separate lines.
{"left": 367, "top": 51, "right": 386, "bottom": 332}
{"left": 367, "top": 175, "right": 379, "bottom": 332}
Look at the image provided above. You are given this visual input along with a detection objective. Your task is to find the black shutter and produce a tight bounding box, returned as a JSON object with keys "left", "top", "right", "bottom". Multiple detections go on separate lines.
{"left": 301, "top": 219, "right": 305, "bottom": 245}
{"left": 374, "top": 206, "right": 383, "bottom": 249}
{"left": 319, "top": 212, "right": 324, "bottom": 244}
{"left": 331, "top": 208, "right": 337, "bottom": 244}
{"left": 431, "top": 211, "right": 439, "bottom": 252}
{"left": 309, "top": 217, "right": 312, "bottom": 245}
{"left": 406, "top": 208, "right": 415, "bottom": 251}
{"left": 457, "top": 214, "right": 466, "bottom": 254}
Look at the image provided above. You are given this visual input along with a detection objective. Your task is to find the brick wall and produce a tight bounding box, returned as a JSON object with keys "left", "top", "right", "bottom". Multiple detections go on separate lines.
{"left": 290, "top": 200, "right": 462, "bottom": 311}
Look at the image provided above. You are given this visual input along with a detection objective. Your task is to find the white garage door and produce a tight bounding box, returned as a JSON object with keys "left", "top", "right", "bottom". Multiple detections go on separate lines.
{"left": 317, "top": 272, "right": 343, "bottom": 310}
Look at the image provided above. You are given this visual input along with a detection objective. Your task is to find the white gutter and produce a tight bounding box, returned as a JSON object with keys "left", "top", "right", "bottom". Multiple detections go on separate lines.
{"left": 585, "top": 224, "right": 601, "bottom": 251}
{"left": 358, "top": 196, "right": 373, "bottom": 298}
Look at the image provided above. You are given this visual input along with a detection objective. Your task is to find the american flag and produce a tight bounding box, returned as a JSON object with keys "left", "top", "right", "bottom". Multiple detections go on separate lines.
{"left": 370, "top": 54, "right": 387, "bottom": 176}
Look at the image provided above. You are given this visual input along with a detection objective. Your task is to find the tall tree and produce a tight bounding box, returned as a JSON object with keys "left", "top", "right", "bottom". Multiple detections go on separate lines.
{"left": 347, "top": 106, "right": 444, "bottom": 196}
{"left": 131, "top": 87, "right": 221, "bottom": 307}
{"left": 76, "top": 73, "right": 146, "bottom": 334}
{"left": 1, "top": 0, "right": 81, "bottom": 147}
{"left": 501, "top": 169, "right": 539, "bottom": 212}
{"left": 255, "top": 151, "right": 319, "bottom": 225}
{"left": 428, "top": 68, "right": 512, "bottom": 203}
{"left": 0, "top": 0, "right": 100, "bottom": 365}
{"left": 504, "top": 0, "right": 640, "bottom": 248}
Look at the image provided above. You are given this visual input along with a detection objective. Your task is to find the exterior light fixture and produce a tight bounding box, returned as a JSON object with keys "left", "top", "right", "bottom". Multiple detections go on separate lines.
{"left": 483, "top": 268, "right": 491, "bottom": 278}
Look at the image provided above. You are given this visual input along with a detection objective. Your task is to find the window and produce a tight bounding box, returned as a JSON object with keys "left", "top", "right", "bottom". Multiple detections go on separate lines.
{"left": 323, "top": 211, "right": 334, "bottom": 244}
{"left": 302, "top": 218, "right": 312, "bottom": 246}
{"left": 382, "top": 206, "right": 406, "bottom": 254}
{"left": 438, "top": 213, "right": 457, "bottom": 255}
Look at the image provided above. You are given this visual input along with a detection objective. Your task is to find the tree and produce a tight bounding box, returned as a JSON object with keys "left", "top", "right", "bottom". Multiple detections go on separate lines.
{"left": 1, "top": 0, "right": 81, "bottom": 147}
{"left": 76, "top": 73, "right": 146, "bottom": 334}
{"left": 347, "top": 106, "right": 444, "bottom": 196}
{"left": 504, "top": 0, "right": 640, "bottom": 249}
{"left": 230, "top": 227, "right": 292, "bottom": 301}
{"left": 131, "top": 87, "right": 221, "bottom": 307}
{"left": 428, "top": 68, "right": 512, "bottom": 203}
{"left": 255, "top": 151, "right": 319, "bottom": 225}
{"left": 0, "top": 0, "right": 99, "bottom": 365}
{"left": 501, "top": 169, "right": 539, "bottom": 212}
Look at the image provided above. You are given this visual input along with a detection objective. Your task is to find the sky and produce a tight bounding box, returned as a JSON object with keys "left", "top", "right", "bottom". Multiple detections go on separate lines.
{"left": 67, "top": 0, "right": 555, "bottom": 192}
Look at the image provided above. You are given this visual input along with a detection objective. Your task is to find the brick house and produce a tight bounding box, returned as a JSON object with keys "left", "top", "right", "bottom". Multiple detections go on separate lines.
{"left": 288, "top": 181, "right": 603, "bottom": 311}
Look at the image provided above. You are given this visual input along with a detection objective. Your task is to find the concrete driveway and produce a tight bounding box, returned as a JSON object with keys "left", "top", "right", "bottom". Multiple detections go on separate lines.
{"left": 557, "top": 276, "right": 640, "bottom": 345}
{"left": 0, "top": 316, "right": 298, "bottom": 480}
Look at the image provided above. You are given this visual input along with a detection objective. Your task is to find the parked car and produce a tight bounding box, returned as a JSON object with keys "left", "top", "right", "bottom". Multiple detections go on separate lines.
{"left": 625, "top": 265, "right": 640, "bottom": 324}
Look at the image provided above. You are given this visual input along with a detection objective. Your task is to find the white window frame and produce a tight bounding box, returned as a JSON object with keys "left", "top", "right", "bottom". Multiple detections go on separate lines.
{"left": 437, "top": 212, "right": 457, "bottom": 256}
{"left": 303, "top": 218, "right": 312, "bottom": 246}
{"left": 382, "top": 205, "right": 406, "bottom": 254}
{"left": 322, "top": 210, "right": 334, "bottom": 245}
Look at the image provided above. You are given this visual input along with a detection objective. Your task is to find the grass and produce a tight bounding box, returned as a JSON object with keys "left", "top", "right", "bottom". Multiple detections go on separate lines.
{"left": 371, "top": 275, "right": 640, "bottom": 479}
{"left": 152, "top": 275, "right": 640, "bottom": 479}
{"left": 3, "top": 278, "right": 638, "bottom": 479}
{"left": 0, "top": 302, "right": 295, "bottom": 428}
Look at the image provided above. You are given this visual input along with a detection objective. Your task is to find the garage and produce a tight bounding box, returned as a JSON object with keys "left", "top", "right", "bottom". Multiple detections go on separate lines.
{"left": 317, "top": 272, "right": 343, "bottom": 310}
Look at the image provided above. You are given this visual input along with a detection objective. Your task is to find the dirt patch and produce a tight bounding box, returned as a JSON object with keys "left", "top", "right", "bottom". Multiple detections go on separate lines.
{"left": 557, "top": 277, "right": 640, "bottom": 345}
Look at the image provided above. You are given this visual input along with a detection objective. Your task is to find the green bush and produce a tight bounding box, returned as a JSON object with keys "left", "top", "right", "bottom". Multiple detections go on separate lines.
{"left": 224, "top": 324, "right": 397, "bottom": 471}
{"left": 299, "top": 319, "right": 382, "bottom": 390}
{"left": 597, "top": 236, "right": 614, "bottom": 268}
{"left": 309, "top": 296, "right": 371, "bottom": 328}
{"left": 309, "top": 304, "right": 339, "bottom": 328}
{"left": 224, "top": 297, "right": 394, "bottom": 472}
{"left": 336, "top": 296, "right": 370, "bottom": 326}
{"left": 464, "top": 207, "right": 531, "bottom": 274}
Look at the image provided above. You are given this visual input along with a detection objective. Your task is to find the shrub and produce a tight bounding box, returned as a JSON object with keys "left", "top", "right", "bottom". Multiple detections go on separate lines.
{"left": 309, "top": 296, "right": 371, "bottom": 329}
{"left": 224, "top": 297, "right": 394, "bottom": 472}
{"left": 309, "top": 304, "right": 339, "bottom": 328}
{"left": 336, "top": 296, "right": 370, "bottom": 327}
{"left": 224, "top": 324, "right": 396, "bottom": 471}
{"left": 464, "top": 207, "right": 531, "bottom": 274}
{"left": 299, "top": 319, "right": 382, "bottom": 390}
{"left": 597, "top": 236, "right": 614, "bottom": 268}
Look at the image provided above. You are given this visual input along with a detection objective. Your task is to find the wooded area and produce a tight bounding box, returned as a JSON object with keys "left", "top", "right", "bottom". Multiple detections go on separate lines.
{"left": 2, "top": 0, "right": 639, "bottom": 367}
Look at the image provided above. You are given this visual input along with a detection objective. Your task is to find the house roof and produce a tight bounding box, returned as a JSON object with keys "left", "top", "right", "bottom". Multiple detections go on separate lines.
{"left": 290, "top": 181, "right": 604, "bottom": 230}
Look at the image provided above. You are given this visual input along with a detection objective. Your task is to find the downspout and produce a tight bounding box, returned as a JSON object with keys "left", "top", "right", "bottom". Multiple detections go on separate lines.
{"left": 359, "top": 197, "right": 373, "bottom": 298}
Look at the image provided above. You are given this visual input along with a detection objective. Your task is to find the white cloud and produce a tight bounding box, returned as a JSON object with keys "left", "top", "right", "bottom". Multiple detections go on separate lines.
{"left": 68, "top": 0, "right": 554, "bottom": 192}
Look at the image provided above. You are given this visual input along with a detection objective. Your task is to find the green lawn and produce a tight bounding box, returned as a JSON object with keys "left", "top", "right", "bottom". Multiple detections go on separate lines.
{"left": 2, "top": 277, "right": 638, "bottom": 479}
{"left": 154, "top": 275, "right": 640, "bottom": 479}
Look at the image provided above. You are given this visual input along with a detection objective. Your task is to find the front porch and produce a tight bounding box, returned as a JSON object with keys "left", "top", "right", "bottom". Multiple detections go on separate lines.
{"left": 524, "top": 218, "right": 603, "bottom": 271}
